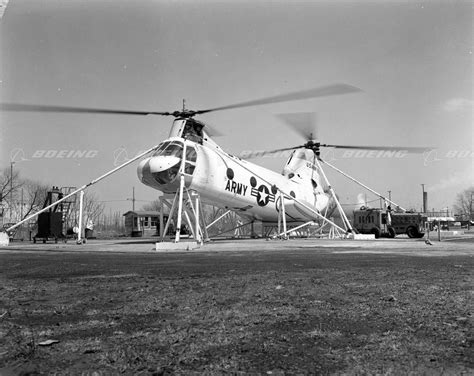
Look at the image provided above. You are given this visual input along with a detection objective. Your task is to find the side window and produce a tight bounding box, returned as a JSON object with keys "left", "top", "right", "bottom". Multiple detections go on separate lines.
{"left": 186, "top": 147, "right": 197, "bottom": 162}
{"left": 184, "top": 145, "right": 197, "bottom": 175}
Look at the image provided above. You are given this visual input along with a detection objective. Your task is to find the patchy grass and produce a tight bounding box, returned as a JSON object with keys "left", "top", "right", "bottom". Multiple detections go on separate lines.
{"left": 0, "top": 249, "right": 472, "bottom": 375}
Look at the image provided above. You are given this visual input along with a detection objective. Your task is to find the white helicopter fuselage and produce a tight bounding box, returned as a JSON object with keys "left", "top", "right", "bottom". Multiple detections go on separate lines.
{"left": 137, "top": 119, "right": 330, "bottom": 223}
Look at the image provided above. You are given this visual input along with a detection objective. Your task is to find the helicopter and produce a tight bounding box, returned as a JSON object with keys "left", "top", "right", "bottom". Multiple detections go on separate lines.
{"left": 1, "top": 83, "right": 431, "bottom": 242}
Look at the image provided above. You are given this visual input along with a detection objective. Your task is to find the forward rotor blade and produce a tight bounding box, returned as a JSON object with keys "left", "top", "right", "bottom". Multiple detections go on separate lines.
{"left": 276, "top": 112, "right": 318, "bottom": 141}
{"left": 196, "top": 83, "right": 361, "bottom": 115}
{"left": 0, "top": 103, "right": 173, "bottom": 116}
{"left": 202, "top": 122, "right": 224, "bottom": 137}
{"left": 244, "top": 145, "right": 303, "bottom": 159}
{"left": 321, "top": 144, "right": 435, "bottom": 153}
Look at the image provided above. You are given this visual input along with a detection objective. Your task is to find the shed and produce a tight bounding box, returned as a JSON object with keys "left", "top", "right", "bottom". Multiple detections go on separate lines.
{"left": 123, "top": 211, "right": 166, "bottom": 237}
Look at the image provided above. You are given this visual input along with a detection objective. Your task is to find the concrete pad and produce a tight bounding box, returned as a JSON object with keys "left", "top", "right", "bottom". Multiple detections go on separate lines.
{"left": 353, "top": 234, "right": 375, "bottom": 240}
{"left": 155, "top": 241, "right": 200, "bottom": 251}
{"left": 0, "top": 236, "right": 472, "bottom": 257}
{"left": 0, "top": 232, "right": 9, "bottom": 246}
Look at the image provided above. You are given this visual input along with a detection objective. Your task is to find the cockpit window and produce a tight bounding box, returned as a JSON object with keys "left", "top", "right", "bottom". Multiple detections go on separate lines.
{"left": 152, "top": 142, "right": 169, "bottom": 156}
{"left": 161, "top": 142, "right": 183, "bottom": 158}
{"left": 152, "top": 141, "right": 171, "bottom": 156}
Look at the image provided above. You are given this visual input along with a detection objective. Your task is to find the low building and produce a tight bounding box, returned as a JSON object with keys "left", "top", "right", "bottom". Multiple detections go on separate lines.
{"left": 123, "top": 211, "right": 165, "bottom": 237}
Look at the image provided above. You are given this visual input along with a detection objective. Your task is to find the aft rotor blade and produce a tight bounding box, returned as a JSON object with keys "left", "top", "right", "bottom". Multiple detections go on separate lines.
{"left": 321, "top": 144, "right": 435, "bottom": 153}
{"left": 276, "top": 112, "right": 318, "bottom": 141}
{"left": 0, "top": 103, "right": 173, "bottom": 116}
{"left": 196, "top": 83, "right": 361, "bottom": 115}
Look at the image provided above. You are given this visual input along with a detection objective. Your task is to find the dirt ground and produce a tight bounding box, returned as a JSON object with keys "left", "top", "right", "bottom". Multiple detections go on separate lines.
{"left": 0, "top": 238, "right": 472, "bottom": 375}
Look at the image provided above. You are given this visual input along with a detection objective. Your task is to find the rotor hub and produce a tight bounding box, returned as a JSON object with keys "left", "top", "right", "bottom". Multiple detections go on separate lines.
{"left": 305, "top": 140, "right": 321, "bottom": 156}
{"left": 172, "top": 109, "right": 197, "bottom": 118}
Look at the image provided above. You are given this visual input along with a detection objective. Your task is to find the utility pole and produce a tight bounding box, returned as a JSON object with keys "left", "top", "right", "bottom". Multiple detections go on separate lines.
{"left": 421, "top": 184, "right": 426, "bottom": 213}
{"left": 126, "top": 187, "right": 137, "bottom": 211}
{"left": 20, "top": 188, "right": 23, "bottom": 220}
{"left": 469, "top": 192, "right": 473, "bottom": 230}
{"left": 9, "top": 161, "right": 14, "bottom": 221}
{"left": 132, "top": 187, "right": 135, "bottom": 211}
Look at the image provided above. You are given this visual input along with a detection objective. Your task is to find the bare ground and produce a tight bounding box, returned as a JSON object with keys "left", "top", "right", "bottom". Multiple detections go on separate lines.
{"left": 0, "top": 240, "right": 472, "bottom": 375}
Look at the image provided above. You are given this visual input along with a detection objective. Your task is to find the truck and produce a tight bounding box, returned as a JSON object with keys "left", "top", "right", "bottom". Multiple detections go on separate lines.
{"left": 353, "top": 207, "right": 426, "bottom": 239}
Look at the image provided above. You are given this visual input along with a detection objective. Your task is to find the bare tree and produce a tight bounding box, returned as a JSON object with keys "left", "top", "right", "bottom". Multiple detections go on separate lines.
{"left": 0, "top": 169, "right": 51, "bottom": 227}
{"left": 18, "top": 179, "right": 50, "bottom": 220}
{"left": 453, "top": 186, "right": 474, "bottom": 221}
{"left": 0, "top": 167, "right": 21, "bottom": 217}
{"left": 141, "top": 199, "right": 161, "bottom": 212}
{"left": 68, "top": 191, "right": 105, "bottom": 229}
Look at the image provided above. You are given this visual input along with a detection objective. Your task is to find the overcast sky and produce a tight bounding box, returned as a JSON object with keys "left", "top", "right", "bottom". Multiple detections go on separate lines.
{"left": 1, "top": 0, "right": 472, "bottom": 214}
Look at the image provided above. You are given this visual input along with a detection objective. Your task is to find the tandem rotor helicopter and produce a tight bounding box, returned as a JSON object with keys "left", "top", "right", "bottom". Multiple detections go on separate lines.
{"left": 1, "top": 83, "right": 432, "bottom": 246}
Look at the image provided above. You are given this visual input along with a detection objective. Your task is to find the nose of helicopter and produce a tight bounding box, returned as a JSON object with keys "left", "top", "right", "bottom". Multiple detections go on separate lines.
{"left": 148, "top": 156, "right": 181, "bottom": 173}
{"left": 137, "top": 156, "right": 182, "bottom": 188}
